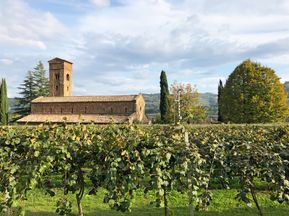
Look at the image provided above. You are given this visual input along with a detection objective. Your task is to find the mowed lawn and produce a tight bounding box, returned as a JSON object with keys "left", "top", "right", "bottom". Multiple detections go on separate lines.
{"left": 10, "top": 188, "right": 289, "bottom": 216}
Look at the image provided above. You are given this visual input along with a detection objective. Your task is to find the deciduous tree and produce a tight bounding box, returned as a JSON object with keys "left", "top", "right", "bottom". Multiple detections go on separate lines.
{"left": 170, "top": 82, "right": 207, "bottom": 124}
{"left": 220, "top": 60, "right": 288, "bottom": 123}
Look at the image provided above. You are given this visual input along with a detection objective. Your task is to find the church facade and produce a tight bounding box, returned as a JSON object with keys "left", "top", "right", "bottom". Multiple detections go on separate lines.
{"left": 17, "top": 58, "right": 148, "bottom": 124}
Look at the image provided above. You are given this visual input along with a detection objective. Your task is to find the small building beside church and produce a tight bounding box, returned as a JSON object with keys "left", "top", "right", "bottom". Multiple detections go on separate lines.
{"left": 17, "top": 58, "right": 148, "bottom": 124}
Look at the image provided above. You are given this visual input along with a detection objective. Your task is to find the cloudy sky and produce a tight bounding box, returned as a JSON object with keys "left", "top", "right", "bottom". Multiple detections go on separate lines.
{"left": 1, "top": 0, "right": 289, "bottom": 97}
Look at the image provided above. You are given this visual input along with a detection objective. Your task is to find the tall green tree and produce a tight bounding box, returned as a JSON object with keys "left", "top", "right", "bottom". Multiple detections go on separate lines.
{"left": 160, "top": 71, "right": 170, "bottom": 123}
{"left": 0, "top": 79, "right": 8, "bottom": 125}
{"left": 34, "top": 61, "right": 49, "bottom": 97}
{"left": 217, "top": 80, "right": 224, "bottom": 122}
{"left": 220, "top": 60, "right": 288, "bottom": 123}
{"left": 15, "top": 61, "right": 49, "bottom": 116}
{"left": 15, "top": 71, "right": 37, "bottom": 116}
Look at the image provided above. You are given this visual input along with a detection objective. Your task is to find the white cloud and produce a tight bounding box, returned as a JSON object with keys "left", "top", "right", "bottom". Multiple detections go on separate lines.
{"left": 0, "top": 58, "right": 13, "bottom": 65}
{"left": 90, "top": 0, "right": 110, "bottom": 8}
{"left": 2, "top": 0, "right": 289, "bottom": 97}
{"left": 0, "top": 0, "right": 68, "bottom": 50}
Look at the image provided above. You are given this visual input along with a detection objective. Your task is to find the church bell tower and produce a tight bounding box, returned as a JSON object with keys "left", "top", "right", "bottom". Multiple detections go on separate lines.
{"left": 48, "top": 58, "right": 72, "bottom": 96}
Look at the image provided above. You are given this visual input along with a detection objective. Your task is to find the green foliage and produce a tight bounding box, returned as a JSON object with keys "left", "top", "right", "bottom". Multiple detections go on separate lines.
{"left": 1, "top": 124, "right": 289, "bottom": 216}
{"left": 0, "top": 79, "right": 8, "bottom": 125}
{"left": 217, "top": 80, "right": 223, "bottom": 122}
{"left": 220, "top": 60, "right": 289, "bottom": 123}
{"left": 34, "top": 61, "right": 49, "bottom": 97}
{"left": 160, "top": 71, "right": 170, "bottom": 123}
{"left": 169, "top": 82, "right": 207, "bottom": 123}
{"left": 15, "top": 61, "right": 49, "bottom": 116}
{"left": 144, "top": 93, "right": 217, "bottom": 121}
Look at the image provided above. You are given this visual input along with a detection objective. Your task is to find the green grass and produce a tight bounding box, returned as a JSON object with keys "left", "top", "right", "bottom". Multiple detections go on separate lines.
{"left": 5, "top": 188, "right": 288, "bottom": 216}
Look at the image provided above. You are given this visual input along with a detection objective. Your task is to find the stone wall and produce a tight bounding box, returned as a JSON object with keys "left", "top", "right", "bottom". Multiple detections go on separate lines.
{"left": 135, "top": 95, "right": 146, "bottom": 122}
{"left": 31, "top": 101, "right": 136, "bottom": 115}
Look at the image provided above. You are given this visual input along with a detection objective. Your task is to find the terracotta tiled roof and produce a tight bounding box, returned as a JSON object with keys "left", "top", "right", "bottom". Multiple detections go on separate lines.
{"left": 17, "top": 114, "right": 135, "bottom": 124}
{"left": 32, "top": 95, "right": 140, "bottom": 103}
{"left": 48, "top": 57, "right": 73, "bottom": 64}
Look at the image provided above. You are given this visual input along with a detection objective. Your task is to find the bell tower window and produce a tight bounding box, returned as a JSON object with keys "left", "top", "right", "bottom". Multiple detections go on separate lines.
{"left": 66, "top": 74, "right": 70, "bottom": 81}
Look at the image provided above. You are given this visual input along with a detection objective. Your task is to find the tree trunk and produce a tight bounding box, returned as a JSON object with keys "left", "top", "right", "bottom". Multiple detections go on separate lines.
{"left": 76, "top": 194, "right": 84, "bottom": 216}
{"left": 188, "top": 171, "right": 194, "bottom": 216}
{"left": 76, "top": 168, "right": 85, "bottom": 216}
{"left": 164, "top": 188, "right": 169, "bottom": 216}
{"left": 250, "top": 186, "right": 263, "bottom": 216}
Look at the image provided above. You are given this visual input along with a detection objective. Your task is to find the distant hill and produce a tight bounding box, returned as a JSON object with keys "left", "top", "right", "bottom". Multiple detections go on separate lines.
{"left": 8, "top": 94, "right": 218, "bottom": 118}
{"left": 143, "top": 93, "right": 218, "bottom": 118}
{"left": 8, "top": 98, "right": 16, "bottom": 112}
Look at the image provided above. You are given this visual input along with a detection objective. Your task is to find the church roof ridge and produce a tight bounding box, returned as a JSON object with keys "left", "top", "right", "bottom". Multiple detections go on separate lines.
{"left": 32, "top": 95, "right": 140, "bottom": 103}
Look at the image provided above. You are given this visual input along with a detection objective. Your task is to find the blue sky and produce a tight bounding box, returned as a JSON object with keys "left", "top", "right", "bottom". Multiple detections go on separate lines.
{"left": 1, "top": 0, "right": 289, "bottom": 97}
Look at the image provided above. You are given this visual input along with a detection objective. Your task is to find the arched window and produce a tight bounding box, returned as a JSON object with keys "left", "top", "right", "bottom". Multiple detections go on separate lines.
{"left": 71, "top": 108, "right": 74, "bottom": 114}
{"left": 67, "top": 86, "right": 69, "bottom": 91}
{"left": 55, "top": 73, "right": 60, "bottom": 80}
{"left": 66, "top": 74, "right": 70, "bottom": 81}
{"left": 56, "top": 85, "right": 58, "bottom": 91}
{"left": 125, "top": 107, "right": 128, "bottom": 113}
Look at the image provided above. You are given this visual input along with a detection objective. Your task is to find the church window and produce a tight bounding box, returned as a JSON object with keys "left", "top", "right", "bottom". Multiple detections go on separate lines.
{"left": 66, "top": 74, "right": 70, "bottom": 81}
{"left": 55, "top": 73, "right": 60, "bottom": 80}
{"left": 67, "top": 86, "right": 69, "bottom": 91}
{"left": 56, "top": 85, "right": 58, "bottom": 91}
{"left": 125, "top": 107, "right": 128, "bottom": 113}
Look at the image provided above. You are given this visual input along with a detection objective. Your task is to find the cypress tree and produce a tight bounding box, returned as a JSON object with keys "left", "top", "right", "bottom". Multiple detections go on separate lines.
{"left": 160, "top": 71, "right": 170, "bottom": 123}
{"left": 0, "top": 79, "right": 8, "bottom": 125}
{"left": 217, "top": 79, "right": 223, "bottom": 122}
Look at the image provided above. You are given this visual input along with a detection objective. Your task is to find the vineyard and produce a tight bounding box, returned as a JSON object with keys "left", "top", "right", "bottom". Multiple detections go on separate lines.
{"left": 0, "top": 124, "right": 289, "bottom": 216}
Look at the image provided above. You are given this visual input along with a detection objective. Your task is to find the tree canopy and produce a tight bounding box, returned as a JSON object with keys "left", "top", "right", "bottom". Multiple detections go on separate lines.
{"left": 15, "top": 61, "right": 49, "bottom": 116}
{"left": 169, "top": 82, "right": 207, "bottom": 124}
{"left": 220, "top": 60, "right": 288, "bottom": 123}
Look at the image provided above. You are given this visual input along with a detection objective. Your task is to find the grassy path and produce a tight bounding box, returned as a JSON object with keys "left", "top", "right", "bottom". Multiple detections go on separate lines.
{"left": 9, "top": 189, "right": 288, "bottom": 216}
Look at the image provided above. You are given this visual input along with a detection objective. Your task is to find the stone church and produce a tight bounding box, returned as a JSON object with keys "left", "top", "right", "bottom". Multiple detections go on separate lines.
{"left": 17, "top": 58, "right": 148, "bottom": 124}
